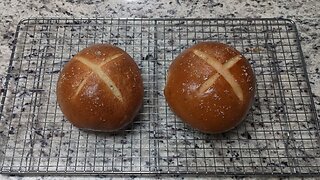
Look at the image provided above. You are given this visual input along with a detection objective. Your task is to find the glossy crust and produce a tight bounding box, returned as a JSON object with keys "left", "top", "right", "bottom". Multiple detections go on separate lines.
{"left": 164, "top": 42, "right": 256, "bottom": 133}
{"left": 57, "top": 44, "right": 144, "bottom": 132}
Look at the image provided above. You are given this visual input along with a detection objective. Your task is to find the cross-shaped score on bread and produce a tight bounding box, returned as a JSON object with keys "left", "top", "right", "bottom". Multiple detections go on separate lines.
{"left": 72, "top": 53, "right": 123, "bottom": 102}
{"left": 192, "top": 49, "right": 244, "bottom": 102}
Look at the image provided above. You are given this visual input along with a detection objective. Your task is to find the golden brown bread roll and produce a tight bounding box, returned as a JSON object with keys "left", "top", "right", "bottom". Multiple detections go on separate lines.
{"left": 164, "top": 42, "right": 256, "bottom": 133}
{"left": 56, "top": 44, "right": 143, "bottom": 132}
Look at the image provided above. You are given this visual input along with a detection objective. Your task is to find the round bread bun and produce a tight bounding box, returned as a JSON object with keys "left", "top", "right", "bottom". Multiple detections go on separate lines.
{"left": 57, "top": 44, "right": 144, "bottom": 132}
{"left": 164, "top": 42, "right": 256, "bottom": 133}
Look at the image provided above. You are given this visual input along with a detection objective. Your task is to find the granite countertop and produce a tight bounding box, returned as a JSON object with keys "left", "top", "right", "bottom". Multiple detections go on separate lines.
{"left": 0, "top": 0, "right": 319, "bottom": 179}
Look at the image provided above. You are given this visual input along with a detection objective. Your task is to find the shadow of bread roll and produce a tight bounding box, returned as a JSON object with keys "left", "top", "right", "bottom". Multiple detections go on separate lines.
{"left": 57, "top": 44, "right": 144, "bottom": 132}
{"left": 164, "top": 42, "right": 256, "bottom": 134}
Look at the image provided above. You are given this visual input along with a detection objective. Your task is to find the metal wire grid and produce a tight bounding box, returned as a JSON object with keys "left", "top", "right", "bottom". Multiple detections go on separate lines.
{"left": 0, "top": 18, "right": 318, "bottom": 176}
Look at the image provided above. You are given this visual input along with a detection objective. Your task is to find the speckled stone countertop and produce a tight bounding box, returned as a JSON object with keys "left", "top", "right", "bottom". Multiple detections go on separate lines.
{"left": 0, "top": 0, "right": 319, "bottom": 179}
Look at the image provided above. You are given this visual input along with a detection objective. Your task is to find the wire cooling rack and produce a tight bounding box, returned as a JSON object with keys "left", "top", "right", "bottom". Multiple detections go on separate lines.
{"left": 0, "top": 18, "right": 319, "bottom": 176}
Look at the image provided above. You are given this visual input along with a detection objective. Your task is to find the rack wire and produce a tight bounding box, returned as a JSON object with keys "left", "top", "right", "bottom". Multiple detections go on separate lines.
{"left": 0, "top": 18, "right": 319, "bottom": 176}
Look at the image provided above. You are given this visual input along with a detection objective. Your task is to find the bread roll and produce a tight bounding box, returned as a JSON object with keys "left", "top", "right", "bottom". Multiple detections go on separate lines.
{"left": 164, "top": 42, "right": 256, "bottom": 133}
{"left": 57, "top": 44, "right": 143, "bottom": 132}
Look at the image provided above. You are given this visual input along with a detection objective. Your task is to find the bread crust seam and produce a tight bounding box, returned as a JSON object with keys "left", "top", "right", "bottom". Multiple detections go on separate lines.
{"left": 72, "top": 54, "right": 123, "bottom": 102}
{"left": 192, "top": 49, "right": 243, "bottom": 101}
